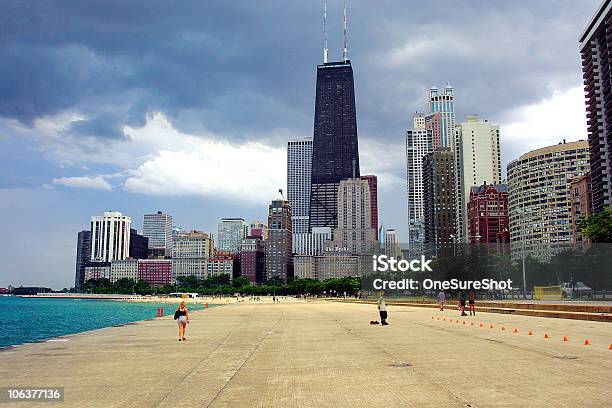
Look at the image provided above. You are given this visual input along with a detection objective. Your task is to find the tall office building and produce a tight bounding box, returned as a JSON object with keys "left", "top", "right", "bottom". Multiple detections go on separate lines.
{"left": 172, "top": 230, "right": 214, "bottom": 279}
{"left": 507, "top": 140, "right": 590, "bottom": 259}
{"left": 426, "top": 84, "right": 455, "bottom": 149}
{"left": 129, "top": 229, "right": 149, "bottom": 260}
{"left": 422, "top": 148, "right": 456, "bottom": 245}
{"left": 406, "top": 112, "right": 434, "bottom": 246}
{"left": 309, "top": 60, "right": 360, "bottom": 230}
{"left": 456, "top": 116, "right": 502, "bottom": 239}
{"left": 425, "top": 84, "right": 463, "bottom": 243}
{"left": 266, "top": 190, "right": 293, "bottom": 282}
{"left": 217, "top": 218, "right": 248, "bottom": 254}
{"left": 90, "top": 211, "right": 131, "bottom": 262}
{"left": 74, "top": 230, "right": 91, "bottom": 291}
{"left": 360, "top": 175, "right": 378, "bottom": 239}
{"left": 328, "top": 178, "right": 378, "bottom": 255}
{"left": 384, "top": 229, "right": 402, "bottom": 259}
{"left": 143, "top": 211, "right": 173, "bottom": 257}
{"left": 580, "top": 0, "right": 612, "bottom": 213}
{"left": 287, "top": 138, "right": 313, "bottom": 234}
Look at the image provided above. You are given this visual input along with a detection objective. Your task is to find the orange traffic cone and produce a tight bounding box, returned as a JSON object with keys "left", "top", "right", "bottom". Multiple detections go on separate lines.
{"left": 443, "top": 317, "right": 446, "bottom": 321}
{"left": 501, "top": 326, "right": 506, "bottom": 331}
{"left": 584, "top": 339, "right": 590, "bottom": 346}
{"left": 432, "top": 316, "right": 435, "bottom": 320}
{"left": 437, "top": 317, "right": 440, "bottom": 320}
{"left": 479, "top": 323, "right": 483, "bottom": 327}
{"left": 463, "top": 321, "right": 466, "bottom": 325}
{"left": 528, "top": 331, "right": 533, "bottom": 336}
{"left": 513, "top": 328, "right": 519, "bottom": 333}
{"left": 544, "top": 333, "right": 549, "bottom": 339}
{"left": 456, "top": 320, "right": 460, "bottom": 324}
{"left": 489, "top": 324, "right": 494, "bottom": 329}
{"left": 563, "top": 336, "right": 569, "bottom": 342}
{"left": 470, "top": 322, "right": 474, "bottom": 326}
{"left": 609, "top": 343, "right": 612, "bottom": 350}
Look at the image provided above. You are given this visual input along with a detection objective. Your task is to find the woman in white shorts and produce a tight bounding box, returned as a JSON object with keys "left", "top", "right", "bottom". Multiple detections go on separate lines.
{"left": 174, "top": 301, "right": 189, "bottom": 341}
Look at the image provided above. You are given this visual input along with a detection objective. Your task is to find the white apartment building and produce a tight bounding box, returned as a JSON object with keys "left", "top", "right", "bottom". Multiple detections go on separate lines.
{"left": 507, "top": 140, "right": 590, "bottom": 260}
{"left": 90, "top": 211, "right": 131, "bottom": 262}
{"left": 456, "top": 115, "right": 502, "bottom": 239}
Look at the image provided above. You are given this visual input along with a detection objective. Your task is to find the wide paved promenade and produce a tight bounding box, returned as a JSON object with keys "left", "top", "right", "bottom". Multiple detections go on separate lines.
{"left": 0, "top": 302, "right": 610, "bottom": 407}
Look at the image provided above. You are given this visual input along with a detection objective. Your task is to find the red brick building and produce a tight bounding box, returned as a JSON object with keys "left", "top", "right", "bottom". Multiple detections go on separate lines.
{"left": 570, "top": 172, "right": 592, "bottom": 244}
{"left": 137, "top": 259, "right": 172, "bottom": 286}
{"left": 467, "top": 183, "right": 509, "bottom": 244}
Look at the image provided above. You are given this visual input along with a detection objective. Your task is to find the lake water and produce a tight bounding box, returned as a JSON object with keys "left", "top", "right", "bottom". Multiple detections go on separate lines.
{"left": 0, "top": 296, "right": 209, "bottom": 348}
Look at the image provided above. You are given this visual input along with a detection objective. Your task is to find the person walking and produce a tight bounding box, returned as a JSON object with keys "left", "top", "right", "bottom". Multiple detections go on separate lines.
{"left": 438, "top": 290, "right": 446, "bottom": 311}
{"left": 468, "top": 291, "right": 476, "bottom": 316}
{"left": 378, "top": 296, "right": 389, "bottom": 325}
{"left": 459, "top": 291, "right": 467, "bottom": 316}
{"left": 174, "top": 301, "right": 189, "bottom": 341}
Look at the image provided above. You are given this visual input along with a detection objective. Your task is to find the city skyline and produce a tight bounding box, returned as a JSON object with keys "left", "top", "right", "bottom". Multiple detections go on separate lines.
{"left": 0, "top": 1, "right": 599, "bottom": 287}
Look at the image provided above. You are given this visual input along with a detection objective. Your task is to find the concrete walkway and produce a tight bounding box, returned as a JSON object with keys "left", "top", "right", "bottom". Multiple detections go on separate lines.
{"left": 0, "top": 302, "right": 610, "bottom": 407}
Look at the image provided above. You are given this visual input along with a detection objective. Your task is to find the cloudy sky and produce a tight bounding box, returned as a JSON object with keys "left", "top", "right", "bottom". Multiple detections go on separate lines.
{"left": 0, "top": 0, "right": 599, "bottom": 288}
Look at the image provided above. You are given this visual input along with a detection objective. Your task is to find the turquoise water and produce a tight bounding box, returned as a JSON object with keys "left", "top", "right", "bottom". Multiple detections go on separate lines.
{"left": 0, "top": 296, "right": 209, "bottom": 348}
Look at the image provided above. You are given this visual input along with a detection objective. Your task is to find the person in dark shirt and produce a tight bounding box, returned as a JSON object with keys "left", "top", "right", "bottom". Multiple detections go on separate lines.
{"left": 174, "top": 301, "right": 189, "bottom": 341}
{"left": 459, "top": 291, "right": 467, "bottom": 316}
{"left": 468, "top": 291, "right": 476, "bottom": 316}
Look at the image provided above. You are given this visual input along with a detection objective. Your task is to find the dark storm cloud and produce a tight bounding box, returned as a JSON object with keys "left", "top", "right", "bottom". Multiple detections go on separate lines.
{"left": 0, "top": 0, "right": 599, "bottom": 143}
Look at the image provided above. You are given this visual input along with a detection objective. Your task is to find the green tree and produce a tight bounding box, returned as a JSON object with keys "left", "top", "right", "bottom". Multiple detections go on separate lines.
{"left": 233, "top": 276, "right": 251, "bottom": 288}
{"left": 113, "top": 278, "right": 136, "bottom": 294}
{"left": 576, "top": 207, "right": 612, "bottom": 243}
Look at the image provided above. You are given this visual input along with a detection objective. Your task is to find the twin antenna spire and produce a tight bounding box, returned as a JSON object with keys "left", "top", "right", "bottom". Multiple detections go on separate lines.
{"left": 323, "top": 1, "right": 349, "bottom": 63}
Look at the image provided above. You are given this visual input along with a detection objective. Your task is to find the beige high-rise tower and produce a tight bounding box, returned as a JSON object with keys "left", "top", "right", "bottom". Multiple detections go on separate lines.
{"left": 456, "top": 115, "right": 502, "bottom": 239}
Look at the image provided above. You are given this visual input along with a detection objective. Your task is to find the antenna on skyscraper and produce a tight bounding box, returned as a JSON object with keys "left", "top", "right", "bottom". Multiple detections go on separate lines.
{"left": 343, "top": 0, "right": 349, "bottom": 62}
{"left": 323, "top": 2, "right": 329, "bottom": 63}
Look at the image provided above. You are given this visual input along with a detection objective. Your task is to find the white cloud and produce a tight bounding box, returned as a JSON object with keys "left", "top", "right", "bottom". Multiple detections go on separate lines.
{"left": 52, "top": 175, "right": 112, "bottom": 191}
{"left": 499, "top": 85, "right": 587, "bottom": 166}
{"left": 123, "top": 117, "right": 286, "bottom": 204}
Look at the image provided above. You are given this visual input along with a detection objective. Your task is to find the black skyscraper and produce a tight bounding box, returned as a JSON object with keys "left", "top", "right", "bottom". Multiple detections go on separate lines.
{"left": 309, "top": 60, "right": 360, "bottom": 230}
{"left": 130, "top": 228, "right": 149, "bottom": 260}
{"left": 74, "top": 230, "right": 91, "bottom": 291}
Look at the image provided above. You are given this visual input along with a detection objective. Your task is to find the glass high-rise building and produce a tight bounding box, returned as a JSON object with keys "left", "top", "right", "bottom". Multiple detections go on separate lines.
{"left": 143, "top": 211, "right": 173, "bottom": 257}
{"left": 217, "top": 218, "right": 248, "bottom": 254}
{"left": 287, "top": 138, "right": 313, "bottom": 234}
{"left": 74, "top": 230, "right": 91, "bottom": 291}
{"left": 580, "top": 0, "right": 612, "bottom": 212}
{"left": 309, "top": 60, "right": 360, "bottom": 230}
{"left": 267, "top": 190, "right": 292, "bottom": 282}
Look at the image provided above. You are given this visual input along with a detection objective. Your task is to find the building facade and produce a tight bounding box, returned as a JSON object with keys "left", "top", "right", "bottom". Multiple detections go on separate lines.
{"left": 172, "top": 230, "right": 214, "bottom": 279}
{"left": 143, "top": 211, "right": 173, "bottom": 257}
{"left": 110, "top": 259, "right": 138, "bottom": 283}
{"left": 238, "top": 236, "right": 267, "bottom": 283}
{"left": 422, "top": 148, "right": 456, "bottom": 245}
{"left": 406, "top": 113, "right": 434, "bottom": 246}
{"left": 90, "top": 211, "right": 131, "bottom": 262}
{"left": 84, "top": 262, "right": 111, "bottom": 281}
{"left": 287, "top": 138, "right": 313, "bottom": 234}
{"left": 570, "top": 173, "right": 593, "bottom": 244}
{"left": 293, "top": 255, "right": 317, "bottom": 280}
{"left": 384, "top": 229, "right": 402, "bottom": 259}
{"left": 310, "top": 60, "right": 360, "bottom": 230}
{"left": 137, "top": 259, "right": 172, "bottom": 286}
{"left": 329, "top": 178, "right": 378, "bottom": 255}
{"left": 360, "top": 175, "right": 379, "bottom": 239}
{"left": 207, "top": 255, "right": 236, "bottom": 280}
{"left": 317, "top": 248, "right": 359, "bottom": 280}
{"left": 129, "top": 229, "right": 149, "bottom": 260}
{"left": 217, "top": 218, "right": 248, "bottom": 254}
{"left": 74, "top": 230, "right": 91, "bottom": 291}
{"left": 292, "top": 227, "right": 332, "bottom": 255}
{"left": 580, "top": 0, "right": 612, "bottom": 213}
{"left": 249, "top": 221, "right": 268, "bottom": 240}
{"left": 456, "top": 115, "right": 502, "bottom": 239}
{"left": 507, "top": 140, "right": 590, "bottom": 259}
{"left": 466, "top": 183, "right": 509, "bottom": 244}
{"left": 266, "top": 190, "right": 293, "bottom": 282}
